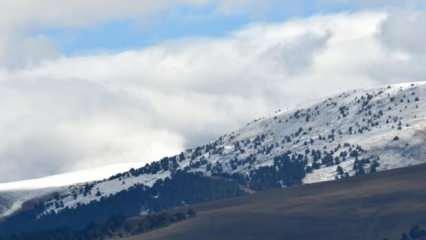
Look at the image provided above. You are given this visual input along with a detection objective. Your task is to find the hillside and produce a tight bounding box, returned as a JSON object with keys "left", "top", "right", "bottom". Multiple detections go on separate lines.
{"left": 36, "top": 82, "right": 426, "bottom": 212}
{"left": 0, "top": 82, "right": 425, "bottom": 236}
{"left": 126, "top": 163, "right": 426, "bottom": 240}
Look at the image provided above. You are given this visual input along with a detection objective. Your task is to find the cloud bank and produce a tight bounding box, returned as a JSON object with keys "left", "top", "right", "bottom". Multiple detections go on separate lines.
{"left": 1, "top": 9, "right": 426, "bottom": 182}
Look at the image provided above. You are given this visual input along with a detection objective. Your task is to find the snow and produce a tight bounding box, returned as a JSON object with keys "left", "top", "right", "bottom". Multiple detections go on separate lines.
{"left": 42, "top": 170, "right": 171, "bottom": 215}
{"left": 0, "top": 199, "right": 25, "bottom": 218}
{"left": 0, "top": 162, "right": 145, "bottom": 192}
{"left": 0, "top": 189, "right": 55, "bottom": 218}
{"left": 5, "top": 81, "right": 426, "bottom": 218}
{"left": 303, "top": 159, "right": 355, "bottom": 184}
{"left": 0, "top": 162, "right": 145, "bottom": 218}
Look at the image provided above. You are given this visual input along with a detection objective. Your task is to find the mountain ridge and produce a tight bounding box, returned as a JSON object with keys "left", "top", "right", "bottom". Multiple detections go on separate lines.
{"left": 0, "top": 81, "right": 425, "bottom": 236}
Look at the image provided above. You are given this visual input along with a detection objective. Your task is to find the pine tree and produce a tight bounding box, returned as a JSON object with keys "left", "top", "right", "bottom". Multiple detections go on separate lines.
{"left": 336, "top": 166, "right": 344, "bottom": 177}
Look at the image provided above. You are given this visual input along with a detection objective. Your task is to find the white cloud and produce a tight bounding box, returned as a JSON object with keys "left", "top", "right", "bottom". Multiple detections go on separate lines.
{"left": 217, "top": 0, "right": 276, "bottom": 15}
{"left": 0, "top": 0, "right": 299, "bottom": 68}
{"left": 1, "top": 0, "right": 423, "bottom": 68}
{"left": 0, "top": 34, "right": 59, "bottom": 68}
{"left": 0, "top": 75, "right": 185, "bottom": 181}
{"left": 379, "top": 11, "right": 426, "bottom": 55}
{"left": 0, "top": 0, "right": 208, "bottom": 29}
{"left": 321, "top": 0, "right": 426, "bottom": 9}
{"left": 365, "top": 11, "right": 426, "bottom": 84}
{"left": 0, "top": 0, "right": 211, "bottom": 68}
{"left": 1, "top": 10, "right": 426, "bottom": 182}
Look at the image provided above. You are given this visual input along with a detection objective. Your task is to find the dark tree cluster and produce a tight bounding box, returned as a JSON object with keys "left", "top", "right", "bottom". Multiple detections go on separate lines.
{"left": 383, "top": 225, "right": 426, "bottom": 240}
{"left": 0, "top": 171, "right": 243, "bottom": 237}
{"left": 249, "top": 153, "right": 306, "bottom": 190}
{"left": 0, "top": 208, "right": 196, "bottom": 240}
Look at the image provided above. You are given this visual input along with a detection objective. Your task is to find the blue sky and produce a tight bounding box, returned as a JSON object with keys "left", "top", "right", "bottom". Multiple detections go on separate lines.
{"left": 39, "top": 0, "right": 399, "bottom": 55}
{"left": 43, "top": 8, "right": 251, "bottom": 55}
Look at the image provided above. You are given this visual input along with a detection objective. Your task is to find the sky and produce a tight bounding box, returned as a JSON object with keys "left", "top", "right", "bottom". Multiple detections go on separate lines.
{"left": 0, "top": 0, "right": 425, "bottom": 183}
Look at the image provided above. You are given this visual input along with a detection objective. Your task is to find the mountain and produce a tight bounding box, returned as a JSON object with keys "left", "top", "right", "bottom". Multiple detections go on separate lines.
{"left": 0, "top": 81, "right": 425, "bottom": 237}
{"left": 0, "top": 190, "right": 55, "bottom": 219}
{"left": 124, "top": 163, "right": 426, "bottom": 240}
{"left": 0, "top": 162, "right": 144, "bottom": 219}
{"left": 0, "top": 193, "right": 20, "bottom": 218}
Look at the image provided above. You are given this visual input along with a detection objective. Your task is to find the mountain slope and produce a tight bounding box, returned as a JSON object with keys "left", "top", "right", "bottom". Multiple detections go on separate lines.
{"left": 1, "top": 81, "right": 425, "bottom": 236}
{"left": 125, "top": 163, "right": 426, "bottom": 240}
{"left": 0, "top": 163, "right": 145, "bottom": 220}
{"left": 43, "top": 81, "right": 426, "bottom": 212}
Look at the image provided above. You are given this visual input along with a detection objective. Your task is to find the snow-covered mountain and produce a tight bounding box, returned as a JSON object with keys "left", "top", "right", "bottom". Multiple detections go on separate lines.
{"left": 1, "top": 82, "right": 425, "bottom": 235}
{"left": 0, "top": 162, "right": 144, "bottom": 218}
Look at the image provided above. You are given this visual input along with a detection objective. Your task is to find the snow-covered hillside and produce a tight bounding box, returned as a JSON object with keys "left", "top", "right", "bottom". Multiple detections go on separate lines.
{"left": 0, "top": 162, "right": 144, "bottom": 218}
{"left": 4, "top": 82, "right": 426, "bottom": 218}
